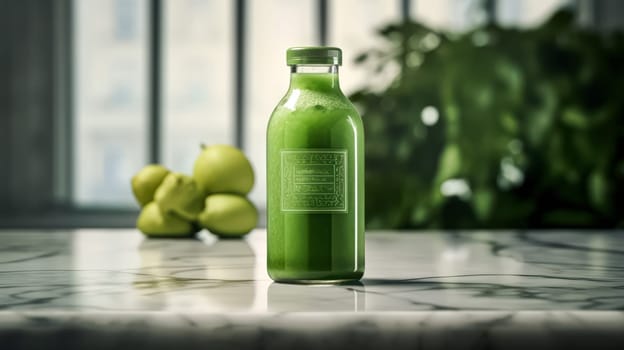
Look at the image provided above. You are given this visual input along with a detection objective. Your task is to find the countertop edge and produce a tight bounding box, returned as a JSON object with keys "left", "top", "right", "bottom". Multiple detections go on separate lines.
{"left": 1, "top": 311, "right": 624, "bottom": 350}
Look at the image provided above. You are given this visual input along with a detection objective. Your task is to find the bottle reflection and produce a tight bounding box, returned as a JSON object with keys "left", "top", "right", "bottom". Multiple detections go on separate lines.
{"left": 135, "top": 234, "right": 256, "bottom": 311}
{"left": 268, "top": 281, "right": 365, "bottom": 312}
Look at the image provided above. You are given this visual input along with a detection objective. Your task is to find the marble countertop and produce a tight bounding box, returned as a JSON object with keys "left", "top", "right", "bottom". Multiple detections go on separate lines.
{"left": 1, "top": 229, "right": 623, "bottom": 349}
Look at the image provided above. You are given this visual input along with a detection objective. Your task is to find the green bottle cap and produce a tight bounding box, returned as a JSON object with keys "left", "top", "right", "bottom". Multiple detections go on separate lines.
{"left": 286, "top": 47, "right": 342, "bottom": 66}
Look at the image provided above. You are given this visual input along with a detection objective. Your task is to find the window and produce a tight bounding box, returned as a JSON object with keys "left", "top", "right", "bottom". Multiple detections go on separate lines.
{"left": 162, "top": 0, "right": 234, "bottom": 174}
{"left": 412, "top": 0, "right": 490, "bottom": 31}
{"left": 74, "top": 0, "right": 149, "bottom": 207}
{"left": 329, "top": 0, "right": 401, "bottom": 94}
{"left": 71, "top": 0, "right": 570, "bottom": 212}
{"left": 497, "top": 0, "right": 571, "bottom": 27}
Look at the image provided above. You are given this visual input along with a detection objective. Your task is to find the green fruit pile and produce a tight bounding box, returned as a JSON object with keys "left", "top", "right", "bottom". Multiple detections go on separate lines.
{"left": 131, "top": 145, "right": 258, "bottom": 239}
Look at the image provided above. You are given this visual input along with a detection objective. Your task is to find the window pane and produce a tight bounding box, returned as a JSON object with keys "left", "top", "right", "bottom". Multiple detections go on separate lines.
{"left": 162, "top": 0, "right": 234, "bottom": 173}
{"left": 245, "top": 0, "right": 317, "bottom": 209}
{"left": 411, "top": 0, "right": 485, "bottom": 31}
{"left": 74, "top": 0, "right": 148, "bottom": 207}
{"left": 329, "top": 0, "right": 401, "bottom": 94}
{"left": 411, "top": 0, "right": 570, "bottom": 31}
{"left": 497, "top": 0, "right": 570, "bottom": 27}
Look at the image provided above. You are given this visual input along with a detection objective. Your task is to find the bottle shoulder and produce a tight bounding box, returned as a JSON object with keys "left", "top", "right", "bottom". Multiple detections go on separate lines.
{"left": 270, "top": 88, "right": 360, "bottom": 119}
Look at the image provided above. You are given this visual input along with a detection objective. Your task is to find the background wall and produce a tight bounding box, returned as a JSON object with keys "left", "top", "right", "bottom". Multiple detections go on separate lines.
{"left": 0, "top": 0, "right": 622, "bottom": 228}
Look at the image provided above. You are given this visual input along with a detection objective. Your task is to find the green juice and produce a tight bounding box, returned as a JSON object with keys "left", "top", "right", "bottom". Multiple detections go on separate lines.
{"left": 267, "top": 47, "right": 364, "bottom": 283}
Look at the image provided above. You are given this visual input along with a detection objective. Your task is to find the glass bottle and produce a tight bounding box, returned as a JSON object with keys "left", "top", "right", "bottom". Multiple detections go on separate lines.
{"left": 266, "top": 47, "right": 365, "bottom": 283}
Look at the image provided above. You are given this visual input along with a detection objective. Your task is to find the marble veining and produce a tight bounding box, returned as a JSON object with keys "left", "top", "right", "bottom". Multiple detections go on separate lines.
{"left": 0, "top": 230, "right": 623, "bottom": 312}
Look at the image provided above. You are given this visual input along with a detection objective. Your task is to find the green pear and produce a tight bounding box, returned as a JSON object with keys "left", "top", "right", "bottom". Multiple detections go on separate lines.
{"left": 154, "top": 172, "right": 204, "bottom": 221}
{"left": 131, "top": 164, "right": 170, "bottom": 207}
{"left": 198, "top": 194, "right": 258, "bottom": 238}
{"left": 137, "top": 202, "right": 195, "bottom": 238}
{"left": 192, "top": 144, "right": 254, "bottom": 195}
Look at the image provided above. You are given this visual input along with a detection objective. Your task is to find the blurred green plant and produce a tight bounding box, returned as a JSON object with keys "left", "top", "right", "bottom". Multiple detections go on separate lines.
{"left": 351, "top": 10, "right": 624, "bottom": 229}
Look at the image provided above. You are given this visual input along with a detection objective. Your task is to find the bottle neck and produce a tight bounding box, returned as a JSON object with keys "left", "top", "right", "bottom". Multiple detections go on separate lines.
{"left": 289, "top": 64, "right": 340, "bottom": 91}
